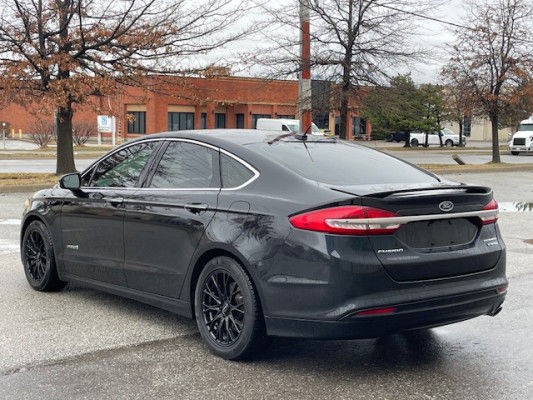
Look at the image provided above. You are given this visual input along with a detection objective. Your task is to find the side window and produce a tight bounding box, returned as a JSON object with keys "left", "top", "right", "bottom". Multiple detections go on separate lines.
{"left": 90, "top": 142, "right": 157, "bottom": 188}
{"left": 220, "top": 153, "right": 255, "bottom": 188}
{"left": 149, "top": 142, "right": 219, "bottom": 189}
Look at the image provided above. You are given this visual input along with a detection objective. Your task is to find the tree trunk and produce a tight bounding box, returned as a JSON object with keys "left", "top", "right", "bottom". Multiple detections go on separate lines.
{"left": 458, "top": 120, "right": 463, "bottom": 147}
{"left": 437, "top": 114, "right": 443, "bottom": 147}
{"left": 490, "top": 113, "right": 501, "bottom": 163}
{"left": 404, "top": 131, "right": 410, "bottom": 147}
{"left": 56, "top": 104, "right": 76, "bottom": 175}
{"left": 339, "top": 89, "right": 349, "bottom": 140}
{"left": 424, "top": 132, "right": 429, "bottom": 147}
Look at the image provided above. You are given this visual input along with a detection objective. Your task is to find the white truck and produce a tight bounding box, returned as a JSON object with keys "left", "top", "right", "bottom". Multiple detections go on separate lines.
{"left": 256, "top": 118, "right": 322, "bottom": 135}
{"left": 409, "top": 128, "right": 465, "bottom": 147}
{"left": 509, "top": 117, "right": 533, "bottom": 155}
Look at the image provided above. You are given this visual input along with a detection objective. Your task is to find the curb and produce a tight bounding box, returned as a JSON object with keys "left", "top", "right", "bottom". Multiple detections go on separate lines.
{"left": 0, "top": 184, "right": 53, "bottom": 194}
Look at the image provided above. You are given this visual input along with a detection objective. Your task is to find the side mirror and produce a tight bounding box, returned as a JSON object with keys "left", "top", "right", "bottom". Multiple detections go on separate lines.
{"left": 59, "top": 173, "right": 81, "bottom": 191}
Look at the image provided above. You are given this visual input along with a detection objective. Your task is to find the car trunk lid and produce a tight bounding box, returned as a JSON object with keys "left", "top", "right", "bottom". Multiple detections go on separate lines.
{"left": 352, "top": 185, "right": 502, "bottom": 281}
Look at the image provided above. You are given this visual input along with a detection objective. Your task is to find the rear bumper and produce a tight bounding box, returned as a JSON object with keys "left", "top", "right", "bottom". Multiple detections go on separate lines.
{"left": 265, "top": 288, "right": 506, "bottom": 339}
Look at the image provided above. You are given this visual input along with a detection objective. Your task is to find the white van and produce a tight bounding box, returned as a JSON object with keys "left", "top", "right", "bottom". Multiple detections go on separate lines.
{"left": 509, "top": 117, "right": 533, "bottom": 155}
{"left": 256, "top": 118, "right": 322, "bottom": 135}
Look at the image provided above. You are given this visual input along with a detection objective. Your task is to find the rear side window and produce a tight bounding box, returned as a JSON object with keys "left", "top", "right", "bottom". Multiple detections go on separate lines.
{"left": 220, "top": 153, "right": 255, "bottom": 188}
{"left": 149, "top": 141, "right": 218, "bottom": 189}
{"left": 90, "top": 141, "right": 156, "bottom": 187}
{"left": 247, "top": 141, "right": 438, "bottom": 186}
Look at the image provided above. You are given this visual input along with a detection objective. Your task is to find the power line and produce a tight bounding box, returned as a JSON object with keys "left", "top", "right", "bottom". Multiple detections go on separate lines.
{"left": 374, "top": 3, "right": 474, "bottom": 31}
{"left": 375, "top": 2, "right": 533, "bottom": 45}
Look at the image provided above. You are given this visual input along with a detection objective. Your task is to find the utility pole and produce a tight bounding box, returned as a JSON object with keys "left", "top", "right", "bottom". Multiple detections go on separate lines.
{"left": 299, "top": 0, "right": 312, "bottom": 134}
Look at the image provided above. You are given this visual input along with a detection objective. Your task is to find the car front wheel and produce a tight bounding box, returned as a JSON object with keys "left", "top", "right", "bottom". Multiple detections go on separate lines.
{"left": 511, "top": 151, "right": 519, "bottom": 155}
{"left": 194, "top": 256, "right": 267, "bottom": 360}
{"left": 22, "top": 220, "right": 66, "bottom": 291}
{"left": 410, "top": 139, "right": 419, "bottom": 147}
{"left": 445, "top": 139, "right": 454, "bottom": 147}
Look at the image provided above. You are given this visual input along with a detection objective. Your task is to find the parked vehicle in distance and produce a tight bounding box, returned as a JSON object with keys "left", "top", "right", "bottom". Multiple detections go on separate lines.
{"left": 387, "top": 131, "right": 408, "bottom": 143}
{"left": 21, "top": 130, "right": 506, "bottom": 360}
{"left": 410, "top": 128, "right": 466, "bottom": 147}
{"left": 256, "top": 118, "right": 322, "bottom": 135}
{"left": 508, "top": 117, "right": 533, "bottom": 155}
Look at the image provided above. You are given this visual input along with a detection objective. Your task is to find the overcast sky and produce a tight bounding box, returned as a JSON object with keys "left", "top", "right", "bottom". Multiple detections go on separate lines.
{"left": 208, "top": 0, "right": 468, "bottom": 84}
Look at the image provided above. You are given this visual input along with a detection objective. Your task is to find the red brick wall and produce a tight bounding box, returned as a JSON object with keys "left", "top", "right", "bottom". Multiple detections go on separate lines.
{"left": 0, "top": 76, "right": 366, "bottom": 140}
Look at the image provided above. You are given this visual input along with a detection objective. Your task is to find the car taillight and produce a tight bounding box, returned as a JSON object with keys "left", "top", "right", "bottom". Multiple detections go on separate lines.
{"left": 289, "top": 205, "right": 401, "bottom": 235}
{"left": 480, "top": 199, "right": 499, "bottom": 225}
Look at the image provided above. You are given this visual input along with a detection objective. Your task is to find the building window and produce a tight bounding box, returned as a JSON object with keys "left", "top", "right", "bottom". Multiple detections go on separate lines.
{"left": 215, "top": 113, "right": 226, "bottom": 129}
{"left": 252, "top": 114, "right": 271, "bottom": 129}
{"left": 127, "top": 111, "right": 146, "bottom": 134}
{"left": 352, "top": 117, "right": 366, "bottom": 136}
{"left": 463, "top": 115, "right": 472, "bottom": 137}
{"left": 277, "top": 114, "right": 294, "bottom": 119}
{"left": 236, "top": 114, "right": 245, "bottom": 129}
{"left": 168, "top": 112, "right": 194, "bottom": 131}
{"left": 201, "top": 112, "right": 207, "bottom": 129}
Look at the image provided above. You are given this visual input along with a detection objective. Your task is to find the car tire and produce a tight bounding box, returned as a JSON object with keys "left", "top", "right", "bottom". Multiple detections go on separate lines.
{"left": 445, "top": 139, "right": 454, "bottom": 147}
{"left": 410, "top": 139, "right": 419, "bottom": 147}
{"left": 511, "top": 151, "right": 519, "bottom": 155}
{"left": 21, "top": 221, "right": 66, "bottom": 292}
{"left": 194, "top": 256, "right": 267, "bottom": 360}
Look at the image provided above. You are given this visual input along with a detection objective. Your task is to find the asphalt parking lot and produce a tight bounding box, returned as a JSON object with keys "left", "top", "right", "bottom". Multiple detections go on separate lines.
{"left": 0, "top": 171, "right": 532, "bottom": 399}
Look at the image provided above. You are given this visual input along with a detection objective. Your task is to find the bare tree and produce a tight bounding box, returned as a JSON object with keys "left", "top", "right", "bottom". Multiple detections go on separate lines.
{"left": 442, "top": 0, "right": 533, "bottom": 163}
{"left": 257, "top": 0, "right": 439, "bottom": 139}
{"left": 28, "top": 119, "right": 55, "bottom": 148}
{"left": 0, "top": 0, "right": 252, "bottom": 174}
{"left": 72, "top": 120, "right": 96, "bottom": 146}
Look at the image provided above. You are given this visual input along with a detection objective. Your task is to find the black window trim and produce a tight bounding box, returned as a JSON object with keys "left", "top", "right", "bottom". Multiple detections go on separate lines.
{"left": 80, "top": 138, "right": 259, "bottom": 191}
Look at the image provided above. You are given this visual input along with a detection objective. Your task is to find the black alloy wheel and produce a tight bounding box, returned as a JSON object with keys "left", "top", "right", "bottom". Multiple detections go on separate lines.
{"left": 194, "top": 256, "right": 267, "bottom": 360}
{"left": 202, "top": 270, "right": 245, "bottom": 345}
{"left": 24, "top": 229, "right": 48, "bottom": 281}
{"left": 22, "top": 221, "right": 66, "bottom": 291}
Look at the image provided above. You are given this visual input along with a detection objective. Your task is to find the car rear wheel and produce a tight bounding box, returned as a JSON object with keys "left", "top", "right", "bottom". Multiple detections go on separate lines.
{"left": 511, "top": 151, "right": 519, "bottom": 155}
{"left": 194, "top": 256, "right": 267, "bottom": 360}
{"left": 410, "top": 138, "right": 419, "bottom": 147}
{"left": 22, "top": 221, "right": 66, "bottom": 291}
{"left": 445, "top": 139, "right": 454, "bottom": 147}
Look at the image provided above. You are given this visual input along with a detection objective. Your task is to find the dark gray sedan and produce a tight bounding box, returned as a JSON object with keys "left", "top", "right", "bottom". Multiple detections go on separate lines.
{"left": 20, "top": 130, "right": 507, "bottom": 359}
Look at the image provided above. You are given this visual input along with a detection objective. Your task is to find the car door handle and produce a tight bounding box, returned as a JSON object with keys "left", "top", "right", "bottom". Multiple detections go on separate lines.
{"left": 103, "top": 197, "right": 124, "bottom": 207}
{"left": 184, "top": 203, "right": 208, "bottom": 213}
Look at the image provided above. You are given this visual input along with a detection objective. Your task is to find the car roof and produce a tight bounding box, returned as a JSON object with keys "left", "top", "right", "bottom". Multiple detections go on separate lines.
{"left": 126, "top": 129, "right": 334, "bottom": 152}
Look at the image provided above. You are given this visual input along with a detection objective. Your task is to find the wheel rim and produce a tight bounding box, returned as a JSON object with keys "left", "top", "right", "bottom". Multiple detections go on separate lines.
{"left": 24, "top": 230, "right": 48, "bottom": 281}
{"left": 446, "top": 141, "right": 453, "bottom": 147}
{"left": 201, "top": 270, "right": 244, "bottom": 346}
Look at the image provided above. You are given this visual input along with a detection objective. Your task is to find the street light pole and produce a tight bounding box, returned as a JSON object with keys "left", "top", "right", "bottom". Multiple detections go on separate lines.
{"left": 299, "top": 0, "right": 312, "bottom": 135}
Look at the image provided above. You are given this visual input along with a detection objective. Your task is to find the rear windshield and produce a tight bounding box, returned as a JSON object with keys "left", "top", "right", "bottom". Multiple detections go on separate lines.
{"left": 247, "top": 140, "right": 439, "bottom": 186}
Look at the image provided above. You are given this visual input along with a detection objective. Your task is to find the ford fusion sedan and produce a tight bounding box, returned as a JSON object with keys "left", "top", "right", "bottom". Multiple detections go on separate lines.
{"left": 20, "top": 130, "right": 507, "bottom": 360}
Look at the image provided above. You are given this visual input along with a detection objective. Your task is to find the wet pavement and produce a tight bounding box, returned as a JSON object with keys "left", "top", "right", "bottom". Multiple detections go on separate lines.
{"left": 0, "top": 171, "right": 532, "bottom": 399}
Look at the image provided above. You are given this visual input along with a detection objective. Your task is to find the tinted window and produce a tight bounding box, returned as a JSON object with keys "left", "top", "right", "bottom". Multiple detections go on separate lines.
{"left": 221, "top": 153, "right": 255, "bottom": 188}
{"left": 90, "top": 142, "right": 156, "bottom": 187}
{"left": 247, "top": 140, "right": 438, "bottom": 186}
{"left": 150, "top": 142, "right": 218, "bottom": 188}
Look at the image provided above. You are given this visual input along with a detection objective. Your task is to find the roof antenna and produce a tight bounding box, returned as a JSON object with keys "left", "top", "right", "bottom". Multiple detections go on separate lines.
{"left": 295, "top": 124, "right": 312, "bottom": 141}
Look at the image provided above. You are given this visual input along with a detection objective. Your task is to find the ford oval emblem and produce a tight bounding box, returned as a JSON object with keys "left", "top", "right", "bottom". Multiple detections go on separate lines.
{"left": 439, "top": 201, "right": 454, "bottom": 212}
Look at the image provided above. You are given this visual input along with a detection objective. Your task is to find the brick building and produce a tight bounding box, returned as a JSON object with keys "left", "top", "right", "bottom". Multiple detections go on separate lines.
{"left": 0, "top": 76, "right": 370, "bottom": 141}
